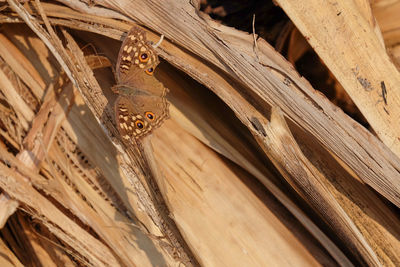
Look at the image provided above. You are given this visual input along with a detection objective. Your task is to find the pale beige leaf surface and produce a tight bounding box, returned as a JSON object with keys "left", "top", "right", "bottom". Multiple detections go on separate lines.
{"left": 152, "top": 119, "right": 327, "bottom": 267}
{"left": 275, "top": 0, "right": 400, "bottom": 157}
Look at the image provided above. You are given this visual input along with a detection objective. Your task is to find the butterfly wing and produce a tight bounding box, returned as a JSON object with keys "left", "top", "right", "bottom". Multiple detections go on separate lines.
{"left": 115, "top": 27, "right": 159, "bottom": 86}
{"left": 115, "top": 93, "right": 169, "bottom": 140}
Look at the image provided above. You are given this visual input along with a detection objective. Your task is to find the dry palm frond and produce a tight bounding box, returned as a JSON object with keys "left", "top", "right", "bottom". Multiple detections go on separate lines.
{"left": 0, "top": 0, "right": 399, "bottom": 266}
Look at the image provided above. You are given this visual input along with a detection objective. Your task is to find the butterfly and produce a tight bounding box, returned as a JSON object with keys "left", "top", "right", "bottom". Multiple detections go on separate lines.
{"left": 113, "top": 26, "right": 169, "bottom": 141}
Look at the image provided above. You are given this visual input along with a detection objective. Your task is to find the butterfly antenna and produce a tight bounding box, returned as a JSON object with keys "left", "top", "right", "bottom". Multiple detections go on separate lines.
{"left": 152, "top": 34, "right": 164, "bottom": 49}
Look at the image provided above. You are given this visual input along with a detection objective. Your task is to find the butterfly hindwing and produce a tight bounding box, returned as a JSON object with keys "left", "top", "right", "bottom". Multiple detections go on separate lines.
{"left": 115, "top": 92, "right": 169, "bottom": 140}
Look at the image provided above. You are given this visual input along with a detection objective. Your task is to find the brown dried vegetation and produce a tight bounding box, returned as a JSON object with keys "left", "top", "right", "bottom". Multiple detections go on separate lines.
{"left": 0, "top": 0, "right": 399, "bottom": 266}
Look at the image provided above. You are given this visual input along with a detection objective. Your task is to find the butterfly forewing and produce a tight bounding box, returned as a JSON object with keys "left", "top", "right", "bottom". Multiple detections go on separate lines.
{"left": 115, "top": 27, "right": 159, "bottom": 85}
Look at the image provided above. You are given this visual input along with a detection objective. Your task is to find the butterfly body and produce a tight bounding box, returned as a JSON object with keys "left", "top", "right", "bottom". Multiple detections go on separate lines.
{"left": 114, "top": 27, "right": 169, "bottom": 140}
